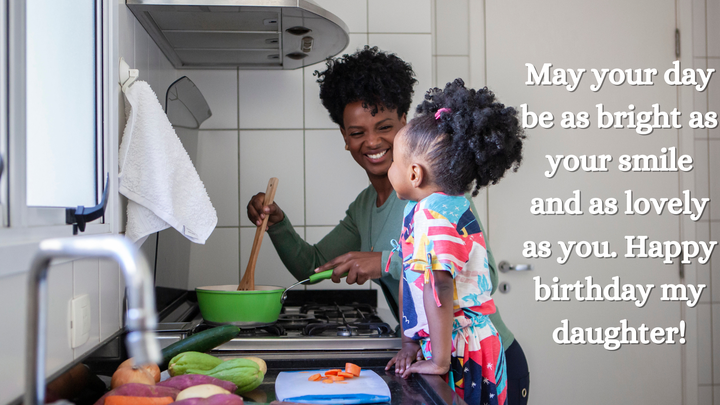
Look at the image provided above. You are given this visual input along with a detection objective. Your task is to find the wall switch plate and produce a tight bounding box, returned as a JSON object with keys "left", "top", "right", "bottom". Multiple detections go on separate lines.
{"left": 70, "top": 294, "right": 90, "bottom": 348}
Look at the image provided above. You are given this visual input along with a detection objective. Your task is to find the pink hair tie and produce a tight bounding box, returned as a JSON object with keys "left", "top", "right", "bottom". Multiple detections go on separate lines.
{"left": 435, "top": 108, "right": 451, "bottom": 120}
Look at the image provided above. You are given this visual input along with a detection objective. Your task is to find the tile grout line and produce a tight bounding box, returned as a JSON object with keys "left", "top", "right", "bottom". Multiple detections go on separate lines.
{"left": 466, "top": 0, "right": 470, "bottom": 108}
{"left": 237, "top": 67, "right": 242, "bottom": 283}
{"left": 483, "top": 0, "right": 490, "bottom": 235}
{"left": 218, "top": 225, "right": 346, "bottom": 229}
{"left": 196, "top": 128, "right": 340, "bottom": 131}
{"left": 433, "top": 0, "right": 437, "bottom": 87}
{"left": 366, "top": 0, "right": 370, "bottom": 292}
{"left": 303, "top": 65, "right": 308, "bottom": 290}
{"left": 303, "top": 66, "right": 307, "bottom": 236}
{"left": 364, "top": 32, "right": 432, "bottom": 35}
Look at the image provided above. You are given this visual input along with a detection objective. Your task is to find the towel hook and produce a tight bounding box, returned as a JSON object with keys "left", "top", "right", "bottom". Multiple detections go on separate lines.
{"left": 119, "top": 57, "right": 139, "bottom": 93}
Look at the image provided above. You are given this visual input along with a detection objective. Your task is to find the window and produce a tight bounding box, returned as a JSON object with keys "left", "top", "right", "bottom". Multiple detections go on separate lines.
{"left": 5, "top": 0, "right": 107, "bottom": 229}
{"left": 25, "top": 0, "right": 98, "bottom": 208}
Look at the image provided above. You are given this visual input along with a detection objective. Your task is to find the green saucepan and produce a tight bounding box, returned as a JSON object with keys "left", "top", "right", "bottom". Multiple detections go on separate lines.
{"left": 196, "top": 269, "right": 346, "bottom": 327}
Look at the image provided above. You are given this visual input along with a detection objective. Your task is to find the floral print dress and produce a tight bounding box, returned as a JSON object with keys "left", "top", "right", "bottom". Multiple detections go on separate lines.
{"left": 392, "top": 193, "right": 507, "bottom": 405}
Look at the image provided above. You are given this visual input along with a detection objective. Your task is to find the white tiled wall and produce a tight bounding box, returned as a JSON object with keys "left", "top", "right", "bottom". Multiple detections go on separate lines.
{"left": 181, "top": 0, "right": 440, "bottom": 292}
{"left": 693, "top": 0, "right": 720, "bottom": 402}
{"left": 303, "top": 33, "right": 369, "bottom": 129}
{"left": 175, "top": 0, "right": 492, "bottom": 300}
{"left": 196, "top": 131, "right": 239, "bottom": 227}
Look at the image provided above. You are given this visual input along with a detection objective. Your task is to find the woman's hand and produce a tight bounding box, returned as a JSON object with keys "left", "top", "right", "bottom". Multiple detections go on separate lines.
{"left": 386, "top": 342, "right": 423, "bottom": 375}
{"left": 314, "top": 252, "right": 383, "bottom": 284}
{"left": 401, "top": 359, "right": 450, "bottom": 379}
{"left": 246, "top": 192, "right": 284, "bottom": 230}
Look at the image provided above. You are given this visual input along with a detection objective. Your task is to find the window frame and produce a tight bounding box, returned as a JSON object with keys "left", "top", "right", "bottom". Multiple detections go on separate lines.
{"left": 0, "top": 0, "right": 117, "bottom": 277}
{"left": 0, "top": 0, "right": 7, "bottom": 228}
{"left": 7, "top": 0, "right": 109, "bottom": 230}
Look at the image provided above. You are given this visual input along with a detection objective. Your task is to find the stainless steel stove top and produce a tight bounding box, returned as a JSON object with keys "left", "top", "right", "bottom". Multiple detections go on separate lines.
{"left": 156, "top": 290, "right": 402, "bottom": 352}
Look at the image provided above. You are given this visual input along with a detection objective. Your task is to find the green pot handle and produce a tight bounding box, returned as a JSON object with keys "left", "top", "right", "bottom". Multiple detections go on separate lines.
{"left": 308, "top": 269, "right": 349, "bottom": 284}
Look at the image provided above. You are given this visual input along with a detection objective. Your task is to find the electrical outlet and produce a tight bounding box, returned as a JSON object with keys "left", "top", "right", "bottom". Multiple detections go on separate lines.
{"left": 70, "top": 294, "right": 90, "bottom": 348}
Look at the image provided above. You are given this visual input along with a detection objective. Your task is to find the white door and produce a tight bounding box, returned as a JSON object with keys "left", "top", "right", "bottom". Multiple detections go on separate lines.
{"left": 484, "top": 1, "right": 683, "bottom": 403}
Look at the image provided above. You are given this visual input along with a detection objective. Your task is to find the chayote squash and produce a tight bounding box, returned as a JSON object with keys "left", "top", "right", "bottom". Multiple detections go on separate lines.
{"left": 186, "top": 358, "right": 264, "bottom": 394}
{"left": 169, "top": 352, "right": 223, "bottom": 377}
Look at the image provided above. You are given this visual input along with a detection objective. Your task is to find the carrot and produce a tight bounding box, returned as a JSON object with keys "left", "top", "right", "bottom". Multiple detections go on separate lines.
{"left": 330, "top": 375, "right": 344, "bottom": 381}
{"left": 308, "top": 373, "right": 322, "bottom": 381}
{"left": 105, "top": 396, "right": 174, "bottom": 405}
{"left": 338, "top": 371, "right": 354, "bottom": 378}
{"left": 324, "top": 369, "right": 342, "bottom": 376}
{"left": 335, "top": 381, "right": 348, "bottom": 384}
{"left": 345, "top": 363, "right": 361, "bottom": 377}
{"left": 321, "top": 378, "right": 334, "bottom": 384}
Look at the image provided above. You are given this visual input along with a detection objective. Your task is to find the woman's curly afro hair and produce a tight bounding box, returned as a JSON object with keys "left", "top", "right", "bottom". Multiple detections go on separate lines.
{"left": 315, "top": 46, "right": 417, "bottom": 128}
{"left": 405, "top": 78, "right": 525, "bottom": 197}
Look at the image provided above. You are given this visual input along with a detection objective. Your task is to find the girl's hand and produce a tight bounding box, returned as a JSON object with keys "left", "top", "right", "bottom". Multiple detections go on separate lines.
{"left": 401, "top": 359, "right": 450, "bottom": 379}
{"left": 385, "top": 342, "right": 423, "bottom": 374}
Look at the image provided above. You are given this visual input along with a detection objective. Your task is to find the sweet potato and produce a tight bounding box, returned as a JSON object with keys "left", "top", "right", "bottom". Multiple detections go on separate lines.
{"left": 93, "top": 383, "right": 179, "bottom": 405}
{"left": 157, "top": 374, "right": 237, "bottom": 393}
{"left": 173, "top": 393, "right": 245, "bottom": 405}
{"left": 176, "top": 384, "right": 230, "bottom": 401}
{"left": 104, "top": 396, "right": 173, "bottom": 405}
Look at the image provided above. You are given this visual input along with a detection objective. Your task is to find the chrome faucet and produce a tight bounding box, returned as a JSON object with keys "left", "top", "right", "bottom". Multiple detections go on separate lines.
{"left": 25, "top": 236, "right": 161, "bottom": 405}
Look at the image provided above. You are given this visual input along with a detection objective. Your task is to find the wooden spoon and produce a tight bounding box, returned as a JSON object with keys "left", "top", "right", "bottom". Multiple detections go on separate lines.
{"left": 238, "top": 177, "right": 279, "bottom": 291}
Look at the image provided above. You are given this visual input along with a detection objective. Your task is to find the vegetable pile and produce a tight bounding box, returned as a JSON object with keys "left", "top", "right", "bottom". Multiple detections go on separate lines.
{"left": 308, "top": 363, "right": 361, "bottom": 384}
{"left": 169, "top": 352, "right": 265, "bottom": 394}
{"left": 98, "top": 326, "right": 265, "bottom": 405}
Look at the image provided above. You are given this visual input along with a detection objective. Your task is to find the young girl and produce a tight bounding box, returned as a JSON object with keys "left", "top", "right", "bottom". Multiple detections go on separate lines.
{"left": 385, "top": 79, "right": 524, "bottom": 404}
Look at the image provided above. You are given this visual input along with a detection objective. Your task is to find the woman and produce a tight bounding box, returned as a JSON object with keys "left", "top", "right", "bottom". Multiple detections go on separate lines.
{"left": 246, "top": 46, "right": 529, "bottom": 404}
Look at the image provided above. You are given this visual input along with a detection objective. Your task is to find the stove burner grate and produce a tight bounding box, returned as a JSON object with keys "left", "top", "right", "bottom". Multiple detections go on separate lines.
{"left": 277, "top": 313, "right": 322, "bottom": 330}
{"left": 303, "top": 321, "right": 394, "bottom": 337}
{"left": 193, "top": 321, "right": 287, "bottom": 337}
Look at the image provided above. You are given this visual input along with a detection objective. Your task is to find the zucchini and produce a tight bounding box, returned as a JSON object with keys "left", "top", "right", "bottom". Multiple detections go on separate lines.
{"left": 160, "top": 325, "right": 240, "bottom": 370}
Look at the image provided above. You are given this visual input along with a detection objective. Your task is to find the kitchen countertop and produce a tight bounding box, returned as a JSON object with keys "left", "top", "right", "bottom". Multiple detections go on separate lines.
{"left": 239, "top": 364, "right": 468, "bottom": 405}
{"left": 13, "top": 341, "right": 467, "bottom": 405}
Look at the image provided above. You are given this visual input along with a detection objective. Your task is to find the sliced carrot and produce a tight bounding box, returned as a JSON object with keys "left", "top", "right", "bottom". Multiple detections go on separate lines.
{"left": 308, "top": 373, "right": 322, "bottom": 381}
{"left": 336, "top": 381, "right": 348, "bottom": 384}
{"left": 299, "top": 371, "right": 309, "bottom": 373}
{"left": 345, "top": 362, "right": 361, "bottom": 377}
{"left": 330, "top": 375, "right": 345, "bottom": 381}
{"left": 321, "top": 378, "right": 334, "bottom": 384}
{"left": 324, "top": 369, "right": 342, "bottom": 376}
{"left": 338, "top": 371, "right": 354, "bottom": 378}
{"left": 105, "top": 396, "right": 174, "bottom": 405}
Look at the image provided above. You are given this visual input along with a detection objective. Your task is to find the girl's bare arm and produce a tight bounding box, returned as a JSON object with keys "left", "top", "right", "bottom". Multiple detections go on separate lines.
{"left": 402, "top": 270, "right": 454, "bottom": 377}
{"left": 386, "top": 278, "right": 423, "bottom": 373}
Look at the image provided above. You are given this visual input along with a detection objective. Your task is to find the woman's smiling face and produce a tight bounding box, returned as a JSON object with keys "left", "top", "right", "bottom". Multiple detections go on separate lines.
{"left": 341, "top": 101, "right": 406, "bottom": 179}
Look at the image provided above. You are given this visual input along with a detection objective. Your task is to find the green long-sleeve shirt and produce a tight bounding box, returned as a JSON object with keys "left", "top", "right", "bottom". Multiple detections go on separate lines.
{"left": 267, "top": 185, "right": 514, "bottom": 350}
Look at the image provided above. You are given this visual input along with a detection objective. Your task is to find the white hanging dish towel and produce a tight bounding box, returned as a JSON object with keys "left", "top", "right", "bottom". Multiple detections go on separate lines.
{"left": 119, "top": 80, "right": 217, "bottom": 246}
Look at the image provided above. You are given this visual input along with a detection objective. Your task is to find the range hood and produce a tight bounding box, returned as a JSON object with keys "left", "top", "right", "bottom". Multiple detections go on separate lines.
{"left": 126, "top": 0, "right": 349, "bottom": 69}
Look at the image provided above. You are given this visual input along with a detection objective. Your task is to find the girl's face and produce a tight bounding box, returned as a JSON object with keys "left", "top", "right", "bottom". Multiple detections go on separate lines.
{"left": 341, "top": 101, "right": 406, "bottom": 179}
{"left": 387, "top": 127, "right": 414, "bottom": 200}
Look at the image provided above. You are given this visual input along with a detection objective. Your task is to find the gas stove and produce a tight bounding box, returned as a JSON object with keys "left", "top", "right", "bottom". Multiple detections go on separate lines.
{"left": 156, "top": 289, "right": 402, "bottom": 353}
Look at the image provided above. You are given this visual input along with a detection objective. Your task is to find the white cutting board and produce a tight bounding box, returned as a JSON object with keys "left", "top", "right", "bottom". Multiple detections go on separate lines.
{"left": 275, "top": 369, "right": 391, "bottom": 404}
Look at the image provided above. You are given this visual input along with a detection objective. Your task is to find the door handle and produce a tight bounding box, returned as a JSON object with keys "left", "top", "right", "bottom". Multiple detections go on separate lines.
{"left": 498, "top": 261, "right": 533, "bottom": 273}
